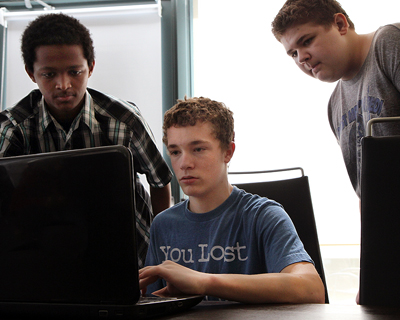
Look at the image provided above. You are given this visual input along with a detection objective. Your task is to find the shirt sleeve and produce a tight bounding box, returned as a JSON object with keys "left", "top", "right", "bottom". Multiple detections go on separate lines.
{"left": 258, "top": 203, "right": 313, "bottom": 273}
{"left": 375, "top": 24, "right": 400, "bottom": 92}
{"left": 0, "top": 114, "right": 25, "bottom": 157}
{"left": 129, "top": 123, "right": 172, "bottom": 188}
{"left": 126, "top": 104, "right": 172, "bottom": 188}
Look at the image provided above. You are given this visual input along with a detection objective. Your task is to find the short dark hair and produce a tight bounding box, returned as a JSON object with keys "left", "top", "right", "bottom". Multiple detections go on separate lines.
{"left": 272, "top": 0, "right": 354, "bottom": 41}
{"left": 163, "top": 97, "right": 235, "bottom": 151}
{"left": 21, "top": 13, "right": 95, "bottom": 73}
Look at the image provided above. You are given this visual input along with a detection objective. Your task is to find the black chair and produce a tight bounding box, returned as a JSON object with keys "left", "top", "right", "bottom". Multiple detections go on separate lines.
{"left": 229, "top": 167, "right": 329, "bottom": 303}
{"left": 359, "top": 117, "right": 400, "bottom": 307}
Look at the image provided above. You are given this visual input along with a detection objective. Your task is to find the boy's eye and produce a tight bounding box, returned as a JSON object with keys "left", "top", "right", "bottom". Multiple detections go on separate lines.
{"left": 291, "top": 51, "right": 298, "bottom": 58}
{"left": 303, "top": 37, "right": 313, "bottom": 46}
{"left": 42, "top": 72, "right": 55, "bottom": 78}
{"left": 169, "top": 150, "right": 179, "bottom": 156}
{"left": 70, "top": 70, "right": 83, "bottom": 76}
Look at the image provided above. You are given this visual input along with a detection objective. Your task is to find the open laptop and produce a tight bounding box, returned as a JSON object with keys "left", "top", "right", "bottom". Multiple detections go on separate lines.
{"left": 0, "top": 145, "right": 202, "bottom": 318}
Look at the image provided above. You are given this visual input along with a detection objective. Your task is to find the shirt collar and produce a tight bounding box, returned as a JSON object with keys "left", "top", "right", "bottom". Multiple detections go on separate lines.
{"left": 38, "top": 90, "right": 96, "bottom": 134}
{"left": 81, "top": 90, "right": 97, "bottom": 133}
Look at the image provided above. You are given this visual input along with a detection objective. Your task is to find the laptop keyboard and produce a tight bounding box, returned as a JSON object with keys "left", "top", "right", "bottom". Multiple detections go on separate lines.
{"left": 138, "top": 296, "right": 181, "bottom": 304}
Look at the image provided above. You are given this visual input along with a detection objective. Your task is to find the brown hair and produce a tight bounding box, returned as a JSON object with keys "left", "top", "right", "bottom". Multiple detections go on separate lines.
{"left": 163, "top": 96, "right": 234, "bottom": 150}
{"left": 272, "top": 0, "right": 354, "bottom": 41}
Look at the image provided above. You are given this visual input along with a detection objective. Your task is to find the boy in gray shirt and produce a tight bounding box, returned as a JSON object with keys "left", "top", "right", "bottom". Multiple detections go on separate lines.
{"left": 272, "top": 0, "right": 400, "bottom": 199}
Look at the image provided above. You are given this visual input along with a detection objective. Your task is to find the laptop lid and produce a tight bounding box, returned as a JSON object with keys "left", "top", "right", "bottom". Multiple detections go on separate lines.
{"left": 0, "top": 146, "right": 202, "bottom": 318}
{"left": 0, "top": 146, "right": 139, "bottom": 312}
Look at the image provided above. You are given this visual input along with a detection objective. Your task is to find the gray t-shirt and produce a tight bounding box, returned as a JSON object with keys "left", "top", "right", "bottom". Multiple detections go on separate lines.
{"left": 328, "top": 23, "right": 400, "bottom": 198}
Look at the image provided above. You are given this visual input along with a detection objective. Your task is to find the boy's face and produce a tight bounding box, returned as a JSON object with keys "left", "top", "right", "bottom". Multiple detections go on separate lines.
{"left": 280, "top": 21, "right": 349, "bottom": 82}
{"left": 26, "top": 44, "right": 94, "bottom": 122}
{"left": 166, "top": 121, "right": 234, "bottom": 203}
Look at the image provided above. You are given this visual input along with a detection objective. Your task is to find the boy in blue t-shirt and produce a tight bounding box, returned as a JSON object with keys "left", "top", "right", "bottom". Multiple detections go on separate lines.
{"left": 139, "top": 97, "right": 325, "bottom": 303}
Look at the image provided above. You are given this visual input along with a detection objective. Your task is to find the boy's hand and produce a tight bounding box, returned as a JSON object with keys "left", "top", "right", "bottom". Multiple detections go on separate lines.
{"left": 139, "top": 260, "right": 208, "bottom": 297}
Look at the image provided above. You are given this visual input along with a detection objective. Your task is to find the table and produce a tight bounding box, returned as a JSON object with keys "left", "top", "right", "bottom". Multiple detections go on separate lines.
{"left": 160, "top": 301, "right": 400, "bottom": 320}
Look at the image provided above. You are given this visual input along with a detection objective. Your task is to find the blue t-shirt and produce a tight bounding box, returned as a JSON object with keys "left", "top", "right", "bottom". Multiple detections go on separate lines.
{"left": 145, "top": 186, "right": 312, "bottom": 297}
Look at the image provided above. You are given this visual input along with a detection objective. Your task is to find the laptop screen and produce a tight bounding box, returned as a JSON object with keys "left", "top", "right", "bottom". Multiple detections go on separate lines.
{"left": 0, "top": 146, "right": 140, "bottom": 305}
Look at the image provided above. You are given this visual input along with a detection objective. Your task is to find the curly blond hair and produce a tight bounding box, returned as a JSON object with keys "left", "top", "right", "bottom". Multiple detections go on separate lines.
{"left": 163, "top": 97, "right": 234, "bottom": 150}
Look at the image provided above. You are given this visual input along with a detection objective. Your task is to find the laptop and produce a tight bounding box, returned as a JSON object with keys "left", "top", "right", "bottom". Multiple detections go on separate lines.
{"left": 0, "top": 145, "right": 202, "bottom": 318}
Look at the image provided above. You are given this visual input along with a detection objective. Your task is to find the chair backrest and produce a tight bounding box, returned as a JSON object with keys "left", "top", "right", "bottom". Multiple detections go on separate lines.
{"left": 229, "top": 167, "right": 329, "bottom": 303}
{"left": 359, "top": 117, "right": 400, "bottom": 306}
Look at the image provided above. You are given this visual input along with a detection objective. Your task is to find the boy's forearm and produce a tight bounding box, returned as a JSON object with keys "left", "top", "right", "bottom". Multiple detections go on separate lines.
{"left": 150, "top": 184, "right": 171, "bottom": 215}
{"left": 140, "top": 261, "right": 325, "bottom": 304}
{"left": 203, "top": 269, "right": 325, "bottom": 304}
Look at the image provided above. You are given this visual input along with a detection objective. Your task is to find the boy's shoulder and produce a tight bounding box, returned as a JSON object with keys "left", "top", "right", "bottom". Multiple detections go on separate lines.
{"left": 88, "top": 88, "right": 143, "bottom": 123}
{"left": 88, "top": 88, "right": 156, "bottom": 138}
{"left": 0, "top": 90, "right": 41, "bottom": 126}
{"left": 380, "top": 23, "right": 400, "bottom": 31}
{"left": 368, "top": 24, "right": 400, "bottom": 64}
{"left": 153, "top": 200, "right": 187, "bottom": 222}
{"left": 374, "top": 23, "right": 400, "bottom": 42}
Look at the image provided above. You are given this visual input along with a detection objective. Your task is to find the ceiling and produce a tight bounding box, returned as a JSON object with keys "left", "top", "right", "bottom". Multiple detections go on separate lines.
{"left": 0, "top": 0, "right": 156, "bottom": 12}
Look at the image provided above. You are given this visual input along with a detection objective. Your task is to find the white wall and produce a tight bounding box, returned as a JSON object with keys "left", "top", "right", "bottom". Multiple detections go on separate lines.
{"left": 3, "top": 5, "right": 163, "bottom": 148}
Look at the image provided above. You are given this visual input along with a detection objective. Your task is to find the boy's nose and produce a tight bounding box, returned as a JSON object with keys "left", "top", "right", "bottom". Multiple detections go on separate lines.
{"left": 56, "top": 74, "right": 72, "bottom": 90}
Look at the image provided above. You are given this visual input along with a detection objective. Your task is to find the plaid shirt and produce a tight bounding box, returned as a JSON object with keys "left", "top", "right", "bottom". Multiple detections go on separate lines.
{"left": 0, "top": 88, "right": 172, "bottom": 268}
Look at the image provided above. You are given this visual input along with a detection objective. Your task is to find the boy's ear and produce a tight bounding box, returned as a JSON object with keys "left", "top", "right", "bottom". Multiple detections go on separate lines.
{"left": 88, "top": 60, "right": 95, "bottom": 77}
{"left": 25, "top": 66, "right": 36, "bottom": 83}
{"left": 224, "top": 141, "right": 235, "bottom": 163}
{"left": 334, "top": 13, "right": 349, "bottom": 36}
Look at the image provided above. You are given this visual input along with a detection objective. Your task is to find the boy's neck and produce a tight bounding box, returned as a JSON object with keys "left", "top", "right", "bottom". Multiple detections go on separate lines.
{"left": 188, "top": 183, "right": 234, "bottom": 214}
{"left": 342, "top": 31, "right": 375, "bottom": 81}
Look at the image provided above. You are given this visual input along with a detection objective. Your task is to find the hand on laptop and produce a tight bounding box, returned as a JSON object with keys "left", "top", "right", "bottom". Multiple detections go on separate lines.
{"left": 140, "top": 259, "right": 324, "bottom": 303}
{"left": 139, "top": 260, "right": 207, "bottom": 297}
